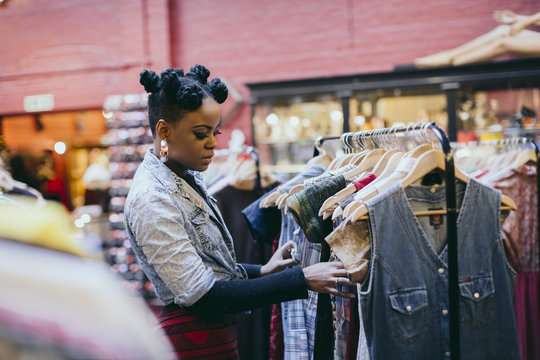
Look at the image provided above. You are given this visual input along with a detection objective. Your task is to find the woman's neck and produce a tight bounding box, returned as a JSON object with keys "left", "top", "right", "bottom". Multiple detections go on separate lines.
{"left": 152, "top": 145, "right": 189, "bottom": 178}
{"left": 165, "top": 159, "right": 189, "bottom": 178}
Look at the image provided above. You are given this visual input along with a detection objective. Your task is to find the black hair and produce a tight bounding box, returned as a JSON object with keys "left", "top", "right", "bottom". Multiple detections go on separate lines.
{"left": 139, "top": 64, "right": 228, "bottom": 136}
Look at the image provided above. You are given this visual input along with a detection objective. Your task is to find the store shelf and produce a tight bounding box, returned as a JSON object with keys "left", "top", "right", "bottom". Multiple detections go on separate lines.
{"left": 102, "top": 93, "right": 156, "bottom": 300}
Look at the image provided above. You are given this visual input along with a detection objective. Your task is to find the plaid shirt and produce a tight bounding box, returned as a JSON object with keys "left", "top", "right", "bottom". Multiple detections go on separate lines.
{"left": 283, "top": 224, "right": 321, "bottom": 360}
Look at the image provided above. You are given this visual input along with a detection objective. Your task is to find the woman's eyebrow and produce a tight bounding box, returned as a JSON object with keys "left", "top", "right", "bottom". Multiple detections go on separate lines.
{"left": 192, "top": 125, "right": 213, "bottom": 130}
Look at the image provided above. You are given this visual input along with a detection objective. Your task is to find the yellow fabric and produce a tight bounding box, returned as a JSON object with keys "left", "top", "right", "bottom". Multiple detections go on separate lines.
{"left": 0, "top": 198, "right": 86, "bottom": 257}
{"left": 478, "top": 131, "right": 503, "bottom": 142}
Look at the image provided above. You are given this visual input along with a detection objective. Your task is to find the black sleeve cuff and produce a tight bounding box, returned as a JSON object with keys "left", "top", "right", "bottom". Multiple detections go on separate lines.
{"left": 240, "top": 263, "right": 261, "bottom": 278}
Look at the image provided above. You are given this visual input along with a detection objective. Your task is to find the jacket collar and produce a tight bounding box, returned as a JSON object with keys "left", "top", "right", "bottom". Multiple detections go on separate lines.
{"left": 141, "top": 150, "right": 220, "bottom": 220}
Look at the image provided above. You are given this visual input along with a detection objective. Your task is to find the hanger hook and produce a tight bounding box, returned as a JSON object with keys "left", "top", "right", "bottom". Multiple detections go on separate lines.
{"left": 421, "top": 122, "right": 430, "bottom": 146}
{"left": 358, "top": 132, "right": 365, "bottom": 151}
{"left": 349, "top": 133, "right": 357, "bottom": 153}
{"left": 351, "top": 132, "right": 359, "bottom": 152}
{"left": 346, "top": 133, "right": 354, "bottom": 153}
{"left": 374, "top": 129, "right": 381, "bottom": 149}
{"left": 381, "top": 128, "right": 388, "bottom": 149}
{"left": 315, "top": 136, "right": 325, "bottom": 154}
{"left": 341, "top": 133, "right": 348, "bottom": 154}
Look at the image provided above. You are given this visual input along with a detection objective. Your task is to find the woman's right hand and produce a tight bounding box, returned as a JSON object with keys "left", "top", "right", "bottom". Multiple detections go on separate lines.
{"left": 302, "top": 261, "right": 356, "bottom": 298}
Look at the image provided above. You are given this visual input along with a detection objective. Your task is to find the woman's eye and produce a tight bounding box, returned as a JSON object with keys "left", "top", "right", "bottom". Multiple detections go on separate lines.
{"left": 213, "top": 130, "right": 222, "bottom": 136}
{"left": 194, "top": 132, "right": 208, "bottom": 139}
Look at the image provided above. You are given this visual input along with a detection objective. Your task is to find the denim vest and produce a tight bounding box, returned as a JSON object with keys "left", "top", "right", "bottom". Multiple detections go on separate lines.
{"left": 360, "top": 178, "right": 520, "bottom": 360}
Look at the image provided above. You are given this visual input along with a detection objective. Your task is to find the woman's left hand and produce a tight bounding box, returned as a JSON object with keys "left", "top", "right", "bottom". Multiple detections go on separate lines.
{"left": 260, "top": 240, "right": 300, "bottom": 276}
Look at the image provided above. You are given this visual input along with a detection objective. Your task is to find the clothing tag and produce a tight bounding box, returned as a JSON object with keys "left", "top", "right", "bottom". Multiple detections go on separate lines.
{"left": 429, "top": 207, "right": 443, "bottom": 228}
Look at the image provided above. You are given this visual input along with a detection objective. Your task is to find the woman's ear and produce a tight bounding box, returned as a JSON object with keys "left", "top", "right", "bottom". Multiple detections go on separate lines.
{"left": 155, "top": 119, "right": 169, "bottom": 140}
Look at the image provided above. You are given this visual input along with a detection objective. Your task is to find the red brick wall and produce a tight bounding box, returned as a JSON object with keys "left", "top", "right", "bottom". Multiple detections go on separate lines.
{"left": 1, "top": 0, "right": 538, "bottom": 146}
{"left": 0, "top": 0, "right": 170, "bottom": 115}
{"left": 172, "top": 0, "right": 539, "bottom": 144}
{"left": 173, "top": 0, "right": 538, "bottom": 81}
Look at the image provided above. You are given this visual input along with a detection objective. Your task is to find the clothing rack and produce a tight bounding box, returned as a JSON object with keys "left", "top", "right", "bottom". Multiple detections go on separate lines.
{"left": 454, "top": 136, "right": 540, "bottom": 276}
{"left": 314, "top": 122, "right": 462, "bottom": 359}
{"left": 529, "top": 138, "right": 540, "bottom": 278}
{"left": 211, "top": 147, "right": 262, "bottom": 192}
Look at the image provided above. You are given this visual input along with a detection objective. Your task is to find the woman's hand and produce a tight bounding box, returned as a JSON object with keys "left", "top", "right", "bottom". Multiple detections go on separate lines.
{"left": 260, "top": 240, "right": 299, "bottom": 276}
{"left": 302, "top": 261, "right": 356, "bottom": 298}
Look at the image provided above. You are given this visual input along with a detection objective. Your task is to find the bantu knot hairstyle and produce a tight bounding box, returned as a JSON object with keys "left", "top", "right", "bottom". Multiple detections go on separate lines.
{"left": 139, "top": 64, "right": 228, "bottom": 135}
{"left": 139, "top": 69, "right": 160, "bottom": 94}
{"left": 186, "top": 64, "right": 210, "bottom": 84}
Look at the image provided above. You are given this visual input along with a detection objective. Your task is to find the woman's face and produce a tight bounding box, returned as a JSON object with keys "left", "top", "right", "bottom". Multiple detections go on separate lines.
{"left": 165, "top": 97, "right": 221, "bottom": 172}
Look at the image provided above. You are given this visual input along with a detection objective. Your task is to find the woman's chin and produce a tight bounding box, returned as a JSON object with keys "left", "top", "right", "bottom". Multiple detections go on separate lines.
{"left": 195, "top": 163, "right": 210, "bottom": 172}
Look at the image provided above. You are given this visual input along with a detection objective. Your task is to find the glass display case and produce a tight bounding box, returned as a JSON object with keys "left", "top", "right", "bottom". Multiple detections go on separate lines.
{"left": 253, "top": 97, "right": 344, "bottom": 175}
{"left": 248, "top": 57, "right": 540, "bottom": 174}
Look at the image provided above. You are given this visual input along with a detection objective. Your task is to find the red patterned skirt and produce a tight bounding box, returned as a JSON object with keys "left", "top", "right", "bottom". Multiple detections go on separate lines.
{"left": 159, "top": 305, "right": 239, "bottom": 360}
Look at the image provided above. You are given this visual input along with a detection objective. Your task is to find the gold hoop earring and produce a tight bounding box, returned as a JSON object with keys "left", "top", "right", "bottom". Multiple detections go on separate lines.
{"left": 160, "top": 139, "right": 168, "bottom": 162}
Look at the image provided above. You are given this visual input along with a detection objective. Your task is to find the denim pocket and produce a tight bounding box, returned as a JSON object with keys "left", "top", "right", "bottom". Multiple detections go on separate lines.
{"left": 190, "top": 209, "right": 218, "bottom": 252}
{"left": 389, "top": 287, "right": 428, "bottom": 342}
{"left": 459, "top": 275, "right": 495, "bottom": 327}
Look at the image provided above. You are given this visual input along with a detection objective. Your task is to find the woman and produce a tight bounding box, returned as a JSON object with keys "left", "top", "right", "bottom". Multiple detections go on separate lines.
{"left": 124, "top": 65, "right": 355, "bottom": 359}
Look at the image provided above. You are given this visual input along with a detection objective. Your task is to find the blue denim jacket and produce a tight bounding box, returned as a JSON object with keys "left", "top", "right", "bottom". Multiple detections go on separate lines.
{"left": 361, "top": 179, "right": 520, "bottom": 359}
{"left": 124, "top": 150, "right": 247, "bottom": 307}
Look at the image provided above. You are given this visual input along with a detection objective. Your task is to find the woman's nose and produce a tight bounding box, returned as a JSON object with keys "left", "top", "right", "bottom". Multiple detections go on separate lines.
{"left": 207, "top": 134, "right": 217, "bottom": 149}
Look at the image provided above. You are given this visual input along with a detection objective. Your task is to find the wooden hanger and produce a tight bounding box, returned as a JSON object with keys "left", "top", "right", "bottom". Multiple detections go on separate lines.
{"left": 342, "top": 149, "right": 386, "bottom": 180}
{"left": 342, "top": 156, "right": 418, "bottom": 218}
{"left": 333, "top": 133, "right": 366, "bottom": 169}
{"left": 259, "top": 153, "right": 335, "bottom": 209}
{"left": 259, "top": 189, "right": 282, "bottom": 208}
{"left": 318, "top": 149, "right": 398, "bottom": 218}
{"left": 509, "top": 148, "right": 537, "bottom": 168}
{"left": 275, "top": 192, "right": 289, "bottom": 209}
{"left": 280, "top": 149, "right": 365, "bottom": 211}
{"left": 346, "top": 148, "right": 516, "bottom": 223}
{"left": 325, "top": 155, "right": 345, "bottom": 171}
{"left": 341, "top": 143, "right": 430, "bottom": 218}
{"left": 347, "top": 150, "right": 369, "bottom": 166}
{"left": 369, "top": 149, "right": 401, "bottom": 177}
{"left": 307, "top": 153, "right": 334, "bottom": 168}
{"left": 406, "top": 143, "right": 433, "bottom": 158}
{"left": 278, "top": 184, "right": 304, "bottom": 211}
{"left": 327, "top": 149, "right": 366, "bottom": 171}
{"left": 322, "top": 150, "right": 405, "bottom": 220}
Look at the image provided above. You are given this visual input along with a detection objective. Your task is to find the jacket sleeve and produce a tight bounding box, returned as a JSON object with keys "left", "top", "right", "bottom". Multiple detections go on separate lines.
{"left": 126, "top": 189, "right": 215, "bottom": 307}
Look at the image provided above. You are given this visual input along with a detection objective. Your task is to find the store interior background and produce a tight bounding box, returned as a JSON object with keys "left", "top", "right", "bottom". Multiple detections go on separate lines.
{"left": 0, "top": 0, "right": 539, "bottom": 355}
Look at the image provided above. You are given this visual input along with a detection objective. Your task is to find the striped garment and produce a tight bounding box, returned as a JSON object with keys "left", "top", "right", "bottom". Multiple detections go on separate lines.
{"left": 283, "top": 227, "right": 321, "bottom": 359}
{"left": 159, "top": 306, "right": 239, "bottom": 359}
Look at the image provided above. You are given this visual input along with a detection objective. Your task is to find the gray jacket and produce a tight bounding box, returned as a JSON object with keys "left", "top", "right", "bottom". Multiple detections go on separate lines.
{"left": 124, "top": 150, "right": 247, "bottom": 307}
